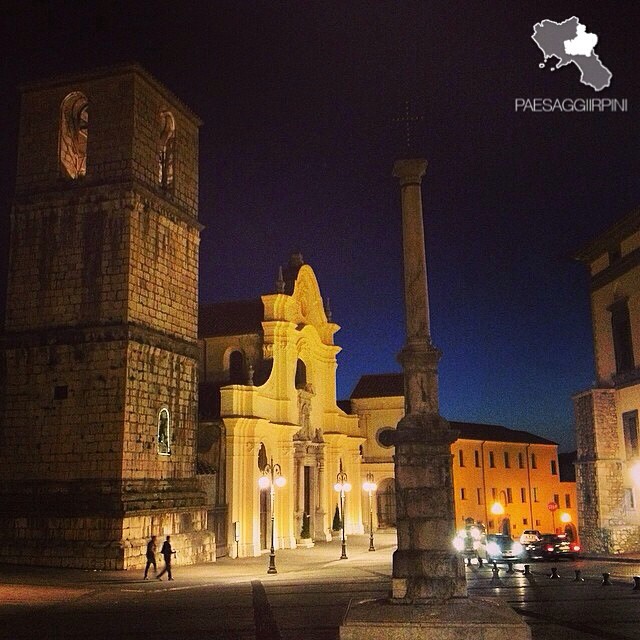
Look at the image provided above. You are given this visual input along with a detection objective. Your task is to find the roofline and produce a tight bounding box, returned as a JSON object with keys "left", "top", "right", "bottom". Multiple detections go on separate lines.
{"left": 20, "top": 63, "right": 203, "bottom": 127}
{"left": 573, "top": 206, "right": 640, "bottom": 263}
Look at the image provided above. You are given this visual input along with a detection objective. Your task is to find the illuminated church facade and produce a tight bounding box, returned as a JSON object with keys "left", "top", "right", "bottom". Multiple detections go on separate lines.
{"left": 197, "top": 254, "right": 365, "bottom": 557}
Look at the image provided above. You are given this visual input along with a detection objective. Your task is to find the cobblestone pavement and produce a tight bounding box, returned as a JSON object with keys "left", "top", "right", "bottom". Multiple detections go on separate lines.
{"left": 2, "top": 533, "right": 640, "bottom": 639}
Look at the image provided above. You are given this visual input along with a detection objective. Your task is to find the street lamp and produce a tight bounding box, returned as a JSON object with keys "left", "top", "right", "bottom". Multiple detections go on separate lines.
{"left": 258, "top": 456, "right": 286, "bottom": 574}
{"left": 334, "top": 459, "right": 352, "bottom": 559}
{"left": 362, "top": 473, "right": 377, "bottom": 551}
{"left": 490, "top": 501, "right": 504, "bottom": 533}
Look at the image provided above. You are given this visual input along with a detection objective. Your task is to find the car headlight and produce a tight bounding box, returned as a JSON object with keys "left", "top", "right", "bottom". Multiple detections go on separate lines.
{"left": 486, "top": 542, "right": 500, "bottom": 556}
{"left": 453, "top": 537, "right": 464, "bottom": 551}
{"left": 512, "top": 542, "right": 523, "bottom": 554}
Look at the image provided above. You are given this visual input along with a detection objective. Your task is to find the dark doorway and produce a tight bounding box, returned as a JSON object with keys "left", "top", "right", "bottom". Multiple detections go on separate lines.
{"left": 377, "top": 478, "right": 396, "bottom": 527}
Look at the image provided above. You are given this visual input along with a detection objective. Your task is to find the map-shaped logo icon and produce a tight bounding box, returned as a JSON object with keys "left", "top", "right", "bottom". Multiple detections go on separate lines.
{"left": 532, "top": 17, "right": 612, "bottom": 91}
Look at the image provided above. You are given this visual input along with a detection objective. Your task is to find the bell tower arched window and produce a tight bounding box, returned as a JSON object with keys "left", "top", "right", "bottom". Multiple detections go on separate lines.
{"left": 158, "top": 111, "right": 175, "bottom": 189}
{"left": 59, "top": 91, "right": 88, "bottom": 179}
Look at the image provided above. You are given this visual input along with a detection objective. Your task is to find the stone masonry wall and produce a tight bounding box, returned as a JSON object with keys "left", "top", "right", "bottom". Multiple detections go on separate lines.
{"left": 574, "top": 388, "right": 627, "bottom": 553}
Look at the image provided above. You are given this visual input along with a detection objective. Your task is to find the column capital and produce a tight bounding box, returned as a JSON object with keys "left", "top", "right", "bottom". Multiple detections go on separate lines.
{"left": 392, "top": 158, "right": 428, "bottom": 186}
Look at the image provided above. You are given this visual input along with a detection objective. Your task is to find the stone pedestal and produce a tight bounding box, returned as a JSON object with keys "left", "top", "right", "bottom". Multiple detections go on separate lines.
{"left": 340, "top": 597, "right": 531, "bottom": 640}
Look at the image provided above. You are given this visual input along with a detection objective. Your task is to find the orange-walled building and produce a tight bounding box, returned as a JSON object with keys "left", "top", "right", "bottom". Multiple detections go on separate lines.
{"left": 346, "top": 373, "right": 579, "bottom": 540}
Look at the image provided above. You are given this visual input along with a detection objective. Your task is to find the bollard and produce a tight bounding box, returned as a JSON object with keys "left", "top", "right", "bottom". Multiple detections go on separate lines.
{"left": 633, "top": 576, "right": 640, "bottom": 591}
{"left": 601, "top": 572, "right": 611, "bottom": 586}
{"left": 506, "top": 560, "right": 515, "bottom": 574}
{"left": 573, "top": 569, "right": 584, "bottom": 582}
{"left": 549, "top": 567, "right": 560, "bottom": 579}
{"left": 477, "top": 557, "right": 483, "bottom": 567}
{"left": 491, "top": 562, "right": 500, "bottom": 579}
{"left": 466, "top": 556, "right": 472, "bottom": 567}
{"left": 523, "top": 564, "right": 531, "bottom": 576}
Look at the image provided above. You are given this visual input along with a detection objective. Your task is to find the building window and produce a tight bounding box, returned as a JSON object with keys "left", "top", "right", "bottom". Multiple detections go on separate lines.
{"left": 523, "top": 518, "right": 528, "bottom": 525}
{"left": 59, "top": 91, "right": 88, "bottom": 179}
{"left": 623, "top": 411, "right": 639, "bottom": 460}
{"left": 476, "top": 488, "right": 483, "bottom": 505}
{"left": 474, "top": 450, "right": 480, "bottom": 467}
{"left": 229, "top": 350, "right": 245, "bottom": 384}
{"left": 531, "top": 453, "right": 537, "bottom": 469}
{"left": 550, "top": 460, "right": 557, "bottom": 475}
{"left": 624, "top": 488, "right": 636, "bottom": 511}
{"left": 610, "top": 299, "right": 635, "bottom": 374}
{"left": 535, "top": 519, "right": 541, "bottom": 526}
{"left": 491, "top": 488, "right": 497, "bottom": 500}
{"left": 553, "top": 494, "right": 559, "bottom": 506}
{"left": 518, "top": 452, "right": 524, "bottom": 468}
{"left": 533, "top": 487, "right": 539, "bottom": 502}
{"left": 506, "top": 488, "right": 513, "bottom": 504}
{"left": 158, "top": 111, "right": 176, "bottom": 189}
{"left": 489, "top": 451, "right": 495, "bottom": 468}
{"left": 460, "top": 488, "right": 466, "bottom": 500}
{"left": 458, "top": 450, "right": 464, "bottom": 467}
{"left": 565, "top": 494, "right": 571, "bottom": 508}
{"left": 520, "top": 487, "right": 527, "bottom": 503}
{"left": 504, "top": 451, "right": 510, "bottom": 468}
{"left": 157, "top": 408, "right": 171, "bottom": 455}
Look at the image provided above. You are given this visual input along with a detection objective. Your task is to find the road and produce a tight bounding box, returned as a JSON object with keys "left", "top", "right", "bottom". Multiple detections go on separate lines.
{"left": 1, "top": 533, "right": 639, "bottom": 639}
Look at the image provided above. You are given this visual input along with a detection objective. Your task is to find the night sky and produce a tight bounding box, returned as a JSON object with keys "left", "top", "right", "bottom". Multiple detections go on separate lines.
{"left": 2, "top": 2, "right": 639, "bottom": 451}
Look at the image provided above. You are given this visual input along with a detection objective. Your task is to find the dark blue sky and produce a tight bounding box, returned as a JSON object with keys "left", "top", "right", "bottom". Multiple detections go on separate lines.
{"left": 2, "top": 2, "right": 639, "bottom": 451}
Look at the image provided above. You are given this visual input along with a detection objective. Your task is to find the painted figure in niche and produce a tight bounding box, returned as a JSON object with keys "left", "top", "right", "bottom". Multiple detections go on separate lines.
{"left": 158, "top": 408, "right": 170, "bottom": 455}
{"left": 59, "top": 91, "right": 88, "bottom": 179}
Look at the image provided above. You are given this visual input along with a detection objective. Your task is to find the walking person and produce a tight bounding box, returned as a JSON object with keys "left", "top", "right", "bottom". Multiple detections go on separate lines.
{"left": 143, "top": 535, "right": 157, "bottom": 580}
{"left": 157, "top": 535, "right": 176, "bottom": 581}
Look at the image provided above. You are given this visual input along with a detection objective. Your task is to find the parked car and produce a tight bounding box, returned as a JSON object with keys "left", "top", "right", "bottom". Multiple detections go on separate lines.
{"left": 519, "top": 529, "right": 541, "bottom": 544}
{"left": 485, "top": 534, "right": 526, "bottom": 562}
{"left": 525, "top": 534, "right": 581, "bottom": 560}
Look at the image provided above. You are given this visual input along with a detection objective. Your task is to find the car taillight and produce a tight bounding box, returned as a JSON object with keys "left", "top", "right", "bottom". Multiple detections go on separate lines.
{"left": 546, "top": 545, "right": 554, "bottom": 552}
{"left": 573, "top": 545, "right": 580, "bottom": 551}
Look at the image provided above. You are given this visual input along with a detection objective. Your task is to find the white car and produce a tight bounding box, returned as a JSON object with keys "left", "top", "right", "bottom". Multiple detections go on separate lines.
{"left": 519, "top": 529, "right": 541, "bottom": 544}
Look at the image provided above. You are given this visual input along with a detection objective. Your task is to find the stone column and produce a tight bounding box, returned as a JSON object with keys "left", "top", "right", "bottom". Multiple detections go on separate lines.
{"left": 391, "top": 158, "right": 466, "bottom": 601}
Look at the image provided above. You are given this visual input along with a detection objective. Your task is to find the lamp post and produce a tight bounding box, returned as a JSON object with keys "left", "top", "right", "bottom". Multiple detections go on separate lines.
{"left": 334, "top": 459, "right": 351, "bottom": 559}
{"left": 362, "top": 472, "right": 377, "bottom": 551}
{"left": 490, "top": 501, "right": 504, "bottom": 533}
{"left": 258, "top": 456, "right": 286, "bottom": 574}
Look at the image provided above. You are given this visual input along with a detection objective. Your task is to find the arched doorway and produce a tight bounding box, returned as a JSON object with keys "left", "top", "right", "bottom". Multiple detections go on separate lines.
{"left": 376, "top": 478, "right": 396, "bottom": 527}
{"left": 500, "top": 517, "right": 511, "bottom": 536}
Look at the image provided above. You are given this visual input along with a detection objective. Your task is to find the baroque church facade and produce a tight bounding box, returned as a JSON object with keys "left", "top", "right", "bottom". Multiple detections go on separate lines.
{"left": 1, "top": 65, "right": 578, "bottom": 568}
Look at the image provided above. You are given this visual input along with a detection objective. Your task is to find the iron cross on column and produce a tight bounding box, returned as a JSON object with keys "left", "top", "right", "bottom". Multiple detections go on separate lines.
{"left": 393, "top": 100, "right": 424, "bottom": 150}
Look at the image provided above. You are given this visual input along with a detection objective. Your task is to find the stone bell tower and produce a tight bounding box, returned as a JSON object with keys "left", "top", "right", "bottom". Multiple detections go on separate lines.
{"left": 0, "top": 65, "right": 214, "bottom": 569}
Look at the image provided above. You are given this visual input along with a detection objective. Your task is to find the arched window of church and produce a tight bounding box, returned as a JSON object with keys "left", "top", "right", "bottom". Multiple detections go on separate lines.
{"left": 158, "top": 111, "right": 175, "bottom": 189}
{"left": 157, "top": 407, "right": 171, "bottom": 455}
{"left": 59, "top": 91, "right": 88, "bottom": 179}
{"left": 229, "top": 350, "right": 245, "bottom": 384}
{"left": 295, "top": 359, "right": 307, "bottom": 389}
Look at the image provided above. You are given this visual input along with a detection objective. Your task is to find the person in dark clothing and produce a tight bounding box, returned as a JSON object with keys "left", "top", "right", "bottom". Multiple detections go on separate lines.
{"left": 157, "top": 535, "right": 176, "bottom": 581}
{"left": 143, "top": 535, "right": 157, "bottom": 579}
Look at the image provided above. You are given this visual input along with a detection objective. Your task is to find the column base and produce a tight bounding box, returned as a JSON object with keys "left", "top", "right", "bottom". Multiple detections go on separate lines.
{"left": 340, "top": 596, "right": 531, "bottom": 640}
